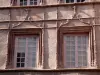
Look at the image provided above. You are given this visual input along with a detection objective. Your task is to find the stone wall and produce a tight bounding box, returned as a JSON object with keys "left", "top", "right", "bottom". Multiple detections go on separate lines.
{"left": 0, "top": 0, "right": 96, "bottom": 7}
{"left": 0, "top": 69, "right": 100, "bottom": 75}
{"left": 0, "top": 2, "right": 100, "bottom": 70}
{"left": 0, "top": 0, "right": 10, "bottom": 7}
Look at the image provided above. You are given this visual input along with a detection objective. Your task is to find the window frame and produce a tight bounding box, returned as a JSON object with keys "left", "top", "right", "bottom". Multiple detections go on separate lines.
{"left": 58, "top": 0, "right": 86, "bottom": 3}
{"left": 57, "top": 26, "right": 92, "bottom": 69}
{"left": 14, "top": 35, "right": 39, "bottom": 68}
{"left": 6, "top": 28, "right": 42, "bottom": 69}
{"left": 65, "top": 0, "right": 85, "bottom": 3}
{"left": 17, "top": 0, "right": 41, "bottom": 6}
{"left": 63, "top": 33, "right": 89, "bottom": 68}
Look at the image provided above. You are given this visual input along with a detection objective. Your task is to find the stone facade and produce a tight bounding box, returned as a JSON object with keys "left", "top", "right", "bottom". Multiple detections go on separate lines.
{"left": 0, "top": 0, "right": 100, "bottom": 75}
{"left": 0, "top": 0, "right": 100, "bottom": 7}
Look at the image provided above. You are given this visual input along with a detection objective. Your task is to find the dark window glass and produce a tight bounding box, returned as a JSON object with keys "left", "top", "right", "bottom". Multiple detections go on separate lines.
{"left": 21, "top": 58, "right": 25, "bottom": 62}
{"left": 34, "top": 2, "right": 37, "bottom": 5}
{"left": 20, "top": 0, "right": 27, "bottom": 6}
{"left": 24, "top": 2, "right": 27, "bottom": 5}
{"left": 30, "top": 2, "right": 33, "bottom": 5}
{"left": 66, "top": 0, "right": 85, "bottom": 3}
{"left": 17, "top": 63, "right": 20, "bottom": 67}
{"left": 77, "top": 0, "right": 85, "bottom": 2}
{"left": 20, "top": 0, "right": 23, "bottom": 6}
{"left": 71, "top": 0, "right": 74, "bottom": 2}
{"left": 17, "top": 58, "right": 20, "bottom": 62}
{"left": 77, "top": 0, "right": 80, "bottom": 2}
{"left": 20, "top": 0, "right": 23, "bottom": 2}
{"left": 81, "top": 0, "right": 85, "bottom": 2}
{"left": 21, "top": 53, "right": 25, "bottom": 57}
{"left": 34, "top": 0, "right": 37, "bottom": 1}
{"left": 66, "top": 0, "right": 70, "bottom": 3}
{"left": 21, "top": 63, "right": 25, "bottom": 67}
{"left": 17, "top": 53, "right": 21, "bottom": 57}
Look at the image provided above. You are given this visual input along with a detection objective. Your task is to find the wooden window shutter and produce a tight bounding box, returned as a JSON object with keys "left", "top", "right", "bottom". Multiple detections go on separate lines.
{"left": 6, "top": 32, "right": 14, "bottom": 69}
{"left": 57, "top": 30, "right": 64, "bottom": 68}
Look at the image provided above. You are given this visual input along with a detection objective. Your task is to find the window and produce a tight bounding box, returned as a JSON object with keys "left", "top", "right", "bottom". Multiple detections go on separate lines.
{"left": 18, "top": 0, "right": 41, "bottom": 6}
{"left": 59, "top": 0, "right": 85, "bottom": 3}
{"left": 14, "top": 36, "right": 39, "bottom": 68}
{"left": 30, "top": 0, "right": 38, "bottom": 5}
{"left": 7, "top": 29, "right": 42, "bottom": 69}
{"left": 64, "top": 34, "right": 89, "bottom": 68}
{"left": 20, "top": 0, "right": 27, "bottom": 6}
{"left": 57, "top": 26, "right": 92, "bottom": 68}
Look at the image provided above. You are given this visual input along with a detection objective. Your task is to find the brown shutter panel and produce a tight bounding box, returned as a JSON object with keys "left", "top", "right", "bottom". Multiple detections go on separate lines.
{"left": 39, "top": 32, "right": 42, "bottom": 66}
{"left": 57, "top": 29, "right": 64, "bottom": 68}
{"left": 6, "top": 32, "right": 14, "bottom": 69}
